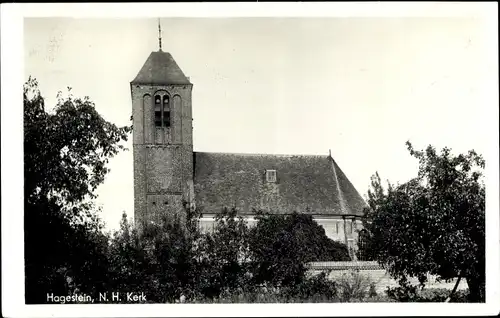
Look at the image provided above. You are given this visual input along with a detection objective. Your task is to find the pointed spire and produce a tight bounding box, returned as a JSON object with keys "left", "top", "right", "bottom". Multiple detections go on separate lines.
{"left": 158, "top": 18, "right": 162, "bottom": 51}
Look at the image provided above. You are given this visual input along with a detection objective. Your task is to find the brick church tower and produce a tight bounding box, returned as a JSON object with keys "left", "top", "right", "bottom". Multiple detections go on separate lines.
{"left": 130, "top": 47, "right": 194, "bottom": 229}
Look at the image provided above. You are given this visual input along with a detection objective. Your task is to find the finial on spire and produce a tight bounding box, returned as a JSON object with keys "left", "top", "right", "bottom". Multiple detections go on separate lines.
{"left": 329, "top": 149, "right": 332, "bottom": 157}
{"left": 158, "top": 18, "right": 162, "bottom": 51}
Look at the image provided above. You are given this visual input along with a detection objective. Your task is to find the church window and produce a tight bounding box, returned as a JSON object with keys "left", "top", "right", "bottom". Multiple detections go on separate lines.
{"left": 266, "top": 169, "right": 277, "bottom": 183}
{"left": 346, "top": 220, "right": 353, "bottom": 234}
{"left": 154, "top": 94, "right": 171, "bottom": 128}
{"left": 163, "top": 95, "right": 170, "bottom": 127}
{"left": 154, "top": 95, "right": 162, "bottom": 127}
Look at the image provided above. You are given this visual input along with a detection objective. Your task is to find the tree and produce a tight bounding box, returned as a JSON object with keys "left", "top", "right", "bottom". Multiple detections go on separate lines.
{"left": 195, "top": 207, "right": 252, "bottom": 299}
{"left": 24, "top": 77, "right": 131, "bottom": 206}
{"left": 23, "top": 77, "right": 131, "bottom": 303}
{"left": 248, "top": 212, "right": 350, "bottom": 288}
{"left": 106, "top": 212, "right": 150, "bottom": 302}
{"left": 107, "top": 207, "right": 204, "bottom": 303}
{"left": 361, "top": 142, "right": 485, "bottom": 302}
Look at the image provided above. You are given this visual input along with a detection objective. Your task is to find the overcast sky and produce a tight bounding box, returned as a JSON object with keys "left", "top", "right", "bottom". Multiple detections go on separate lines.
{"left": 24, "top": 15, "right": 497, "bottom": 231}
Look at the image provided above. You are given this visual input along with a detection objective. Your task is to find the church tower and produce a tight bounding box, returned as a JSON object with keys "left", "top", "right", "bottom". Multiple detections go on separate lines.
{"left": 130, "top": 35, "right": 194, "bottom": 229}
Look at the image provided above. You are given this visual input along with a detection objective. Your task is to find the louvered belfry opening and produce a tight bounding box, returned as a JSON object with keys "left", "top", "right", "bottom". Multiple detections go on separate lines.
{"left": 154, "top": 94, "right": 171, "bottom": 128}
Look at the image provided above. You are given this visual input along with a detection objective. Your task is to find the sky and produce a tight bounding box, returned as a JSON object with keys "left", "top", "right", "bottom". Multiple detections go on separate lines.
{"left": 23, "top": 14, "right": 497, "bottom": 231}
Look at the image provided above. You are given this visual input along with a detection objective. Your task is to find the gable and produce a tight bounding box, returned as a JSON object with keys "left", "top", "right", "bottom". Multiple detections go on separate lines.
{"left": 193, "top": 152, "right": 367, "bottom": 216}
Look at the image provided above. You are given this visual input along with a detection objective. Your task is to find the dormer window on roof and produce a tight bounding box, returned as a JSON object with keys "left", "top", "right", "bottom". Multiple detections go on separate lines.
{"left": 266, "top": 169, "right": 277, "bottom": 183}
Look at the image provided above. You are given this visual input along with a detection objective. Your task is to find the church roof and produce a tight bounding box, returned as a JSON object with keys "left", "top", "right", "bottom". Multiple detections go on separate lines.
{"left": 193, "top": 152, "right": 367, "bottom": 216}
{"left": 131, "top": 51, "right": 191, "bottom": 85}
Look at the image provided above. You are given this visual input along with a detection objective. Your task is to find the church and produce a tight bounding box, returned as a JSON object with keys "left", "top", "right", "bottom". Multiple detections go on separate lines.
{"left": 130, "top": 46, "right": 368, "bottom": 254}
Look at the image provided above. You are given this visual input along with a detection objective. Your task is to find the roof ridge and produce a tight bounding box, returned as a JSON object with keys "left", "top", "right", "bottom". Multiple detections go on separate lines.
{"left": 194, "top": 151, "right": 330, "bottom": 158}
{"left": 330, "top": 158, "right": 352, "bottom": 215}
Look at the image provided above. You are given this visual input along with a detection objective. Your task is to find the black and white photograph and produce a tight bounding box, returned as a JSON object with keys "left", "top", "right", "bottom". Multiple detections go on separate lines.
{"left": 1, "top": 2, "right": 499, "bottom": 317}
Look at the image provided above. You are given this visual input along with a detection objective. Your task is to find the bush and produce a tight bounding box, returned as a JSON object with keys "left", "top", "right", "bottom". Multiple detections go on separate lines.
{"left": 368, "top": 282, "right": 378, "bottom": 297}
{"left": 350, "top": 295, "right": 396, "bottom": 303}
{"left": 280, "top": 272, "right": 338, "bottom": 302}
{"left": 248, "top": 212, "right": 350, "bottom": 288}
{"left": 417, "top": 288, "right": 470, "bottom": 303}
{"left": 450, "top": 290, "right": 470, "bottom": 303}
{"left": 336, "top": 270, "right": 372, "bottom": 302}
{"left": 385, "top": 282, "right": 419, "bottom": 302}
{"left": 191, "top": 273, "right": 340, "bottom": 303}
{"left": 416, "top": 288, "right": 450, "bottom": 302}
{"left": 386, "top": 284, "right": 470, "bottom": 303}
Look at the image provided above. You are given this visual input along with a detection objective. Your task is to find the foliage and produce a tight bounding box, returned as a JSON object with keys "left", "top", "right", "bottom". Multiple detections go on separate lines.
{"left": 361, "top": 141, "right": 485, "bottom": 302}
{"left": 368, "top": 282, "right": 378, "bottom": 297}
{"left": 24, "top": 199, "right": 111, "bottom": 303}
{"left": 356, "top": 229, "right": 375, "bottom": 261}
{"left": 280, "top": 272, "right": 338, "bottom": 302}
{"left": 106, "top": 213, "right": 148, "bottom": 302}
{"left": 349, "top": 295, "right": 396, "bottom": 303}
{"left": 24, "top": 77, "right": 131, "bottom": 304}
{"left": 447, "top": 289, "right": 470, "bottom": 303}
{"left": 386, "top": 286, "right": 470, "bottom": 303}
{"left": 336, "top": 270, "right": 372, "bottom": 302}
{"left": 192, "top": 274, "right": 339, "bottom": 303}
{"left": 105, "top": 208, "right": 352, "bottom": 303}
{"left": 248, "top": 212, "right": 350, "bottom": 288}
{"left": 24, "top": 77, "right": 131, "bottom": 207}
{"left": 194, "top": 207, "right": 252, "bottom": 299}
{"left": 417, "top": 288, "right": 454, "bottom": 302}
{"left": 385, "top": 279, "right": 420, "bottom": 302}
{"left": 107, "top": 211, "right": 201, "bottom": 303}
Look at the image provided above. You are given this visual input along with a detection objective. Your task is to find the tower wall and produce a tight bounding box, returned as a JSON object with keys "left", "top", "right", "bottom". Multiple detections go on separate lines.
{"left": 132, "top": 83, "right": 193, "bottom": 229}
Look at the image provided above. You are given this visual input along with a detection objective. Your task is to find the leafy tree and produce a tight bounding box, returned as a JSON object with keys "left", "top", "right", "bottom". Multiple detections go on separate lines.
{"left": 195, "top": 207, "right": 252, "bottom": 299}
{"left": 107, "top": 208, "right": 203, "bottom": 303}
{"left": 24, "top": 77, "right": 131, "bottom": 206}
{"left": 23, "top": 77, "right": 131, "bottom": 303}
{"left": 248, "top": 212, "right": 350, "bottom": 288}
{"left": 361, "top": 142, "right": 485, "bottom": 302}
{"left": 106, "top": 212, "right": 149, "bottom": 302}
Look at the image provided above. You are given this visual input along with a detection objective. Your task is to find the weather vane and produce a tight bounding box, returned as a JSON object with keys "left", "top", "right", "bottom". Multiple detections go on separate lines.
{"left": 158, "top": 18, "right": 162, "bottom": 51}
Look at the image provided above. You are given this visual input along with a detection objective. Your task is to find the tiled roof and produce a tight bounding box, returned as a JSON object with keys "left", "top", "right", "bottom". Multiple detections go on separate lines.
{"left": 306, "top": 261, "right": 382, "bottom": 271}
{"left": 193, "top": 152, "right": 367, "bottom": 216}
{"left": 131, "top": 51, "right": 191, "bottom": 85}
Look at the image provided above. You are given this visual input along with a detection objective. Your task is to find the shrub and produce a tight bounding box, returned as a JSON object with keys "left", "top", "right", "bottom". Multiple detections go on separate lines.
{"left": 385, "top": 282, "right": 419, "bottom": 302}
{"left": 386, "top": 284, "right": 470, "bottom": 303}
{"left": 417, "top": 288, "right": 450, "bottom": 302}
{"left": 368, "top": 282, "right": 378, "bottom": 297}
{"left": 248, "top": 212, "right": 350, "bottom": 288}
{"left": 450, "top": 289, "right": 470, "bottom": 303}
{"left": 336, "top": 270, "right": 372, "bottom": 302}
{"left": 417, "top": 288, "right": 470, "bottom": 303}
{"left": 280, "top": 272, "right": 338, "bottom": 303}
{"left": 350, "top": 295, "right": 396, "bottom": 303}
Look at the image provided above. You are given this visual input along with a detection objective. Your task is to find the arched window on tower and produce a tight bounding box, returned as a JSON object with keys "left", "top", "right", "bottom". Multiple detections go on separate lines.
{"left": 154, "top": 95, "right": 162, "bottom": 127}
{"left": 163, "top": 95, "right": 170, "bottom": 127}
